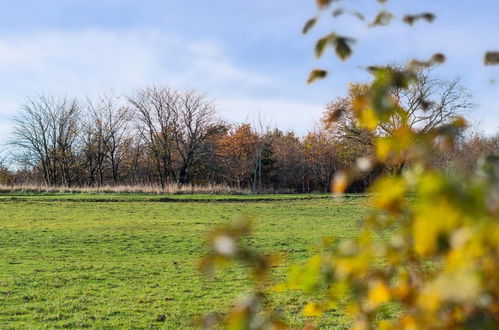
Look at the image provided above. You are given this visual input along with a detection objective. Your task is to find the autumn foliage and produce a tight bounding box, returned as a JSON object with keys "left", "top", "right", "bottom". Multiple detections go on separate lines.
{"left": 200, "top": 66, "right": 499, "bottom": 330}
{"left": 217, "top": 124, "right": 258, "bottom": 188}
{"left": 198, "top": 0, "right": 499, "bottom": 327}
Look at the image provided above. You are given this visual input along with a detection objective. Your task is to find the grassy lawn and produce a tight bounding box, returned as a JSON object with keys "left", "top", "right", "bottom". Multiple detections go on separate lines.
{"left": 0, "top": 194, "right": 373, "bottom": 328}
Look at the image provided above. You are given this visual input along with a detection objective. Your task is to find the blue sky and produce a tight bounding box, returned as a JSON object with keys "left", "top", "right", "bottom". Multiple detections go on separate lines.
{"left": 0, "top": 0, "right": 498, "bottom": 146}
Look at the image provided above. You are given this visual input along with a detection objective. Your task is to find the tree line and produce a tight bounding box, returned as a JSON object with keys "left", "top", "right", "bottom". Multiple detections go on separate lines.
{"left": 3, "top": 68, "right": 498, "bottom": 192}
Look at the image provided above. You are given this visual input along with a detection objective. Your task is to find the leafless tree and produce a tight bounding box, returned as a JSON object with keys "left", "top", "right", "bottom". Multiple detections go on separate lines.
{"left": 382, "top": 65, "right": 475, "bottom": 135}
{"left": 128, "top": 87, "right": 181, "bottom": 188}
{"left": 81, "top": 108, "right": 107, "bottom": 186}
{"left": 84, "top": 94, "right": 132, "bottom": 185}
{"left": 250, "top": 114, "right": 275, "bottom": 193}
{"left": 3, "top": 79, "right": 485, "bottom": 192}
{"left": 173, "top": 89, "right": 217, "bottom": 184}
{"left": 11, "top": 95, "right": 80, "bottom": 186}
{"left": 324, "top": 65, "right": 474, "bottom": 150}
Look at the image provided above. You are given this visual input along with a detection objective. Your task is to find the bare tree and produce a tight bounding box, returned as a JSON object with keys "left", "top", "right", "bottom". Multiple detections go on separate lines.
{"left": 81, "top": 108, "right": 107, "bottom": 186}
{"left": 323, "top": 65, "right": 474, "bottom": 153}
{"left": 84, "top": 94, "right": 132, "bottom": 185}
{"left": 128, "top": 86, "right": 180, "bottom": 188}
{"left": 382, "top": 65, "right": 475, "bottom": 135}
{"left": 3, "top": 77, "right": 482, "bottom": 191}
{"left": 11, "top": 95, "right": 80, "bottom": 186}
{"left": 250, "top": 114, "right": 276, "bottom": 193}
{"left": 0, "top": 149, "right": 12, "bottom": 185}
{"left": 173, "top": 89, "right": 217, "bottom": 184}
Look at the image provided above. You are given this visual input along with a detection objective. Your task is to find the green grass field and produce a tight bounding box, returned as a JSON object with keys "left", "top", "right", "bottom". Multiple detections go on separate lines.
{"left": 0, "top": 194, "right": 376, "bottom": 328}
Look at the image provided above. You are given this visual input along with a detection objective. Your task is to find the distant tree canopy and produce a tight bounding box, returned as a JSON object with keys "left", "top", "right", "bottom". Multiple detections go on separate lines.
{"left": 323, "top": 65, "right": 475, "bottom": 171}
{"left": 6, "top": 70, "right": 493, "bottom": 192}
{"left": 325, "top": 65, "right": 474, "bottom": 139}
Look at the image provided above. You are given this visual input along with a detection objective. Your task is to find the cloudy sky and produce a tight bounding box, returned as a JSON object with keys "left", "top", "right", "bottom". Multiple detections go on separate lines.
{"left": 0, "top": 0, "right": 498, "bottom": 146}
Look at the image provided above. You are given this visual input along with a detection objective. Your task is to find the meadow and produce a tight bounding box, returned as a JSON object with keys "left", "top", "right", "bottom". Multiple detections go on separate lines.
{"left": 0, "top": 193, "right": 377, "bottom": 328}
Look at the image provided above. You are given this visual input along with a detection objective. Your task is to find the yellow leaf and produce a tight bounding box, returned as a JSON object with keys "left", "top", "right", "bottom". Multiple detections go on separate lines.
{"left": 358, "top": 108, "right": 378, "bottom": 130}
{"left": 413, "top": 200, "right": 461, "bottom": 256}
{"left": 377, "top": 320, "right": 393, "bottom": 330}
{"left": 303, "top": 302, "right": 323, "bottom": 317}
{"left": 271, "top": 283, "right": 287, "bottom": 292}
{"left": 328, "top": 281, "right": 348, "bottom": 300}
{"left": 367, "top": 281, "right": 391, "bottom": 308}
{"left": 375, "top": 138, "right": 392, "bottom": 161}
{"left": 332, "top": 171, "right": 349, "bottom": 194}
{"left": 374, "top": 126, "right": 415, "bottom": 161}
{"left": 335, "top": 252, "right": 372, "bottom": 279}
{"left": 346, "top": 302, "right": 361, "bottom": 318}
{"left": 418, "top": 172, "right": 444, "bottom": 196}
{"left": 352, "top": 94, "right": 379, "bottom": 130}
{"left": 371, "top": 176, "right": 406, "bottom": 214}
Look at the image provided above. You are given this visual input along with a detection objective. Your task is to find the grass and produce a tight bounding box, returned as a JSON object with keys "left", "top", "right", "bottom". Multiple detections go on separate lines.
{"left": 0, "top": 184, "right": 252, "bottom": 195}
{"left": 0, "top": 193, "right": 375, "bottom": 328}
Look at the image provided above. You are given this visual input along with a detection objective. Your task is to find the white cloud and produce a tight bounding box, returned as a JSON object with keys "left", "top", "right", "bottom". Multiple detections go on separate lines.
{"left": 0, "top": 29, "right": 279, "bottom": 96}
{"left": 0, "top": 29, "right": 322, "bottom": 144}
{"left": 0, "top": 22, "right": 496, "bottom": 148}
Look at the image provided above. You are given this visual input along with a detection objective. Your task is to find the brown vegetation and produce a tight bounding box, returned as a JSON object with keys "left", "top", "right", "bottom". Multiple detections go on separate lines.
{"left": 4, "top": 70, "right": 495, "bottom": 193}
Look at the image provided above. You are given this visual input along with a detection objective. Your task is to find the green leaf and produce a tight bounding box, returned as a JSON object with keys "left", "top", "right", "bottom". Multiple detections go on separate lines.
{"left": 335, "top": 37, "right": 354, "bottom": 60}
{"left": 421, "top": 13, "right": 436, "bottom": 23}
{"left": 315, "top": 33, "right": 354, "bottom": 60}
{"left": 402, "top": 15, "right": 416, "bottom": 25}
{"left": 332, "top": 8, "right": 344, "bottom": 17}
{"left": 307, "top": 69, "right": 328, "bottom": 84}
{"left": 315, "top": 33, "right": 335, "bottom": 58}
{"left": 302, "top": 17, "right": 317, "bottom": 34}
{"left": 352, "top": 12, "right": 365, "bottom": 21}
{"left": 408, "top": 53, "right": 446, "bottom": 70}
{"left": 403, "top": 12, "right": 436, "bottom": 25}
{"left": 370, "top": 10, "right": 394, "bottom": 27}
